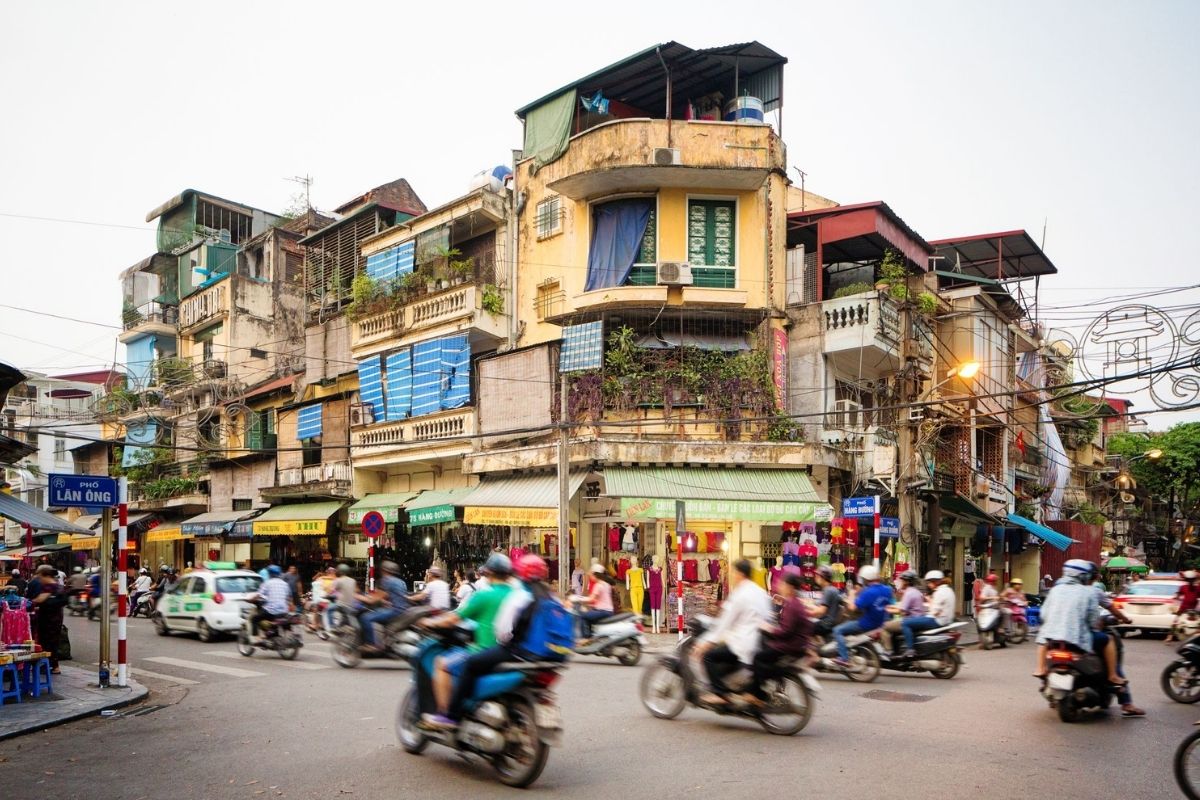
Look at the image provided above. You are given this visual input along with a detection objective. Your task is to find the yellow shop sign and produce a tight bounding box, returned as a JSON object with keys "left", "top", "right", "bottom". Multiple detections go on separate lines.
{"left": 464, "top": 506, "right": 558, "bottom": 527}
{"left": 253, "top": 519, "right": 327, "bottom": 536}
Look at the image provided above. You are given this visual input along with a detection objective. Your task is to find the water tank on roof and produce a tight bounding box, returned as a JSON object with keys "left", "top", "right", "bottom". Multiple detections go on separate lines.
{"left": 468, "top": 165, "right": 513, "bottom": 193}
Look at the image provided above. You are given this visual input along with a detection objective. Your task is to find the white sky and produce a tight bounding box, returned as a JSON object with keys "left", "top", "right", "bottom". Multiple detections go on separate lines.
{"left": 1, "top": 1, "right": 1197, "bottom": 425}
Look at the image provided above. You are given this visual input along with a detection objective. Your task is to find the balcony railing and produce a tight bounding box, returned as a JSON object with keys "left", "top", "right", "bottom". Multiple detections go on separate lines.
{"left": 352, "top": 409, "right": 476, "bottom": 457}
{"left": 122, "top": 302, "right": 178, "bottom": 331}
{"left": 277, "top": 460, "right": 352, "bottom": 487}
{"left": 178, "top": 282, "right": 229, "bottom": 329}
{"left": 821, "top": 292, "right": 902, "bottom": 377}
{"left": 351, "top": 284, "right": 507, "bottom": 354}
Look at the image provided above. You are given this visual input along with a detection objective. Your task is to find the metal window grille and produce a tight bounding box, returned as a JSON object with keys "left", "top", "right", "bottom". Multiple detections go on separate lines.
{"left": 536, "top": 196, "right": 563, "bottom": 239}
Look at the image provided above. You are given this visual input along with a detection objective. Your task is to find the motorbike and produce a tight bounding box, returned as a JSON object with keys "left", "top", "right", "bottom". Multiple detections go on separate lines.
{"left": 1175, "top": 720, "right": 1200, "bottom": 800}
{"left": 1005, "top": 599, "right": 1030, "bottom": 644}
{"left": 1162, "top": 633, "right": 1200, "bottom": 703}
{"left": 571, "top": 603, "right": 646, "bottom": 666}
{"left": 638, "top": 614, "right": 817, "bottom": 736}
{"left": 1038, "top": 639, "right": 1116, "bottom": 722}
{"left": 330, "top": 604, "right": 424, "bottom": 668}
{"left": 811, "top": 632, "right": 882, "bottom": 682}
{"left": 395, "top": 609, "right": 567, "bottom": 788}
{"left": 236, "top": 601, "right": 303, "bottom": 660}
{"left": 67, "top": 589, "right": 89, "bottom": 617}
{"left": 129, "top": 592, "right": 155, "bottom": 619}
{"left": 1174, "top": 611, "right": 1200, "bottom": 643}
{"left": 975, "top": 599, "right": 1021, "bottom": 649}
{"left": 870, "top": 620, "right": 968, "bottom": 678}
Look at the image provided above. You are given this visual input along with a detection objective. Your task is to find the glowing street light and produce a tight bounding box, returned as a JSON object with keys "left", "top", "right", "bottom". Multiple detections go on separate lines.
{"left": 949, "top": 360, "right": 981, "bottom": 380}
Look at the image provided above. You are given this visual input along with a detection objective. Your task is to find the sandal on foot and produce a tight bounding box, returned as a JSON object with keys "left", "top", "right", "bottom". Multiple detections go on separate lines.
{"left": 1121, "top": 705, "right": 1146, "bottom": 717}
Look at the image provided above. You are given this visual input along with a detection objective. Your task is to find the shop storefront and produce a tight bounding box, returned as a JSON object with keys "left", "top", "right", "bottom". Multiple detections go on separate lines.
{"left": 251, "top": 501, "right": 346, "bottom": 576}
{"left": 181, "top": 510, "right": 261, "bottom": 568}
{"left": 0, "top": 492, "right": 98, "bottom": 572}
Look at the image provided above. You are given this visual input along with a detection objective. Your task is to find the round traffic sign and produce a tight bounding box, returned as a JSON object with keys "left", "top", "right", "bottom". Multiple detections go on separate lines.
{"left": 361, "top": 511, "right": 386, "bottom": 539}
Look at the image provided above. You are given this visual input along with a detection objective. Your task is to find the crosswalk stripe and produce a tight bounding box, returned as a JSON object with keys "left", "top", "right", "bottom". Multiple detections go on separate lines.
{"left": 144, "top": 656, "right": 266, "bottom": 678}
{"left": 91, "top": 663, "right": 201, "bottom": 686}
{"left": 203, "top": 650, "right": 330, "bottom": 670}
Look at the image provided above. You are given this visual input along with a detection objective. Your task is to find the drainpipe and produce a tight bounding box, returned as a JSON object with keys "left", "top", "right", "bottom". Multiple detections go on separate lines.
{"left": 656, "top": 46, "right": 671, "bottom": 148}
{"left": 508, "top": 151, "right": 522, "bottom": 350}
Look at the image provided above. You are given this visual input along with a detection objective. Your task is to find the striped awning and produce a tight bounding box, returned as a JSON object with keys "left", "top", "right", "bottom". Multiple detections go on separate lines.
{"left": 296, "top": 404, "right": 323, "bottom": 440}
{"left": 0, "top": 493, "right": 94, "bottom": 534}
{"left": 253, "top": 501, "right": 346, "bottom": 536}
{"left": 1006, "top": 513, "right": 1074, "bottom": 552}
{"left": 463, "top": 473, "right": 586, "bottom": 527}
{"left": 406, "top": 487, "right": 475, "bottom": 526}
{"left": 605, "top": 467, "right": 832, "bottom": 522}
{"left": 347, "top": 493, "right": 420, "bottom": 525}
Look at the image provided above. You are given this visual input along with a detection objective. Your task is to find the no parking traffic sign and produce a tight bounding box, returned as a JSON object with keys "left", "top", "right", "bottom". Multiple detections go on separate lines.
{"left": 361, "top": 510, "right": 385, "bottom": 539}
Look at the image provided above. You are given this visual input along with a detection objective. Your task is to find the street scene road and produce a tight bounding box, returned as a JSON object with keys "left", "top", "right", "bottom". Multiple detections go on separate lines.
{"left": 0, "top": 617, "right": 1191, "bottom": 799}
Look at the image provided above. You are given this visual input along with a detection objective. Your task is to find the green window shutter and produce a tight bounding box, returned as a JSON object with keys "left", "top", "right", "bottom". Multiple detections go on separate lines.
{"left": 636, "top": 205, "right": 657, "bottom": 264}
{"left": 687, "top": 200, "right": 736, "bottom": 287}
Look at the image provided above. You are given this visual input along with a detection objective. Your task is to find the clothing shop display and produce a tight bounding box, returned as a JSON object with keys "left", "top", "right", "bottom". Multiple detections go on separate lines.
{"left": 706, "top": 532, "right": 725, "bottom": 553}
{"left": 621, "top": 525, "right": 638, "bottom": 553}
{"left": 752, "top": 563, "right": 768, "bottom": 590}
{"left": 769, "top": 566, "right": 784, "bottom": 593}
{"left": 616, "top": 557, "right": 631, "bottom": 581}
{"left": 626, "top": 566, "right": 645, "bottom": 616}
{"left": 608, "top": 526, "right": 621, "bottom": 551}
{"left": 683, "top": 559, "right": 699, "bottom": 582}
{"left": 648, "top": 567, "right": 664, "bottom": 610}
{"left": 707, "top": 559, "right": 721, "bottom": 582}
{"left": 781, "top": 537, "right": 800, "bottom": 567}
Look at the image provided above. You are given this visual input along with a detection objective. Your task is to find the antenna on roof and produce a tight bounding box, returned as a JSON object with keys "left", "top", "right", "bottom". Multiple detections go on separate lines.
{"left": 286, "top": 174, "right": 314, "bottom": 211}
{"left": 792, "top": 167, "right": 807, "bottom": 211}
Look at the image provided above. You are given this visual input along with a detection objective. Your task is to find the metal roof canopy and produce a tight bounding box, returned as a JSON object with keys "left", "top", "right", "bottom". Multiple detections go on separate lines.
{"left": 516, "top": 41, "right": 786, "bottom": 120}
{"left": 253, "top": 501, "right": 347, "bottom": 522}
{"left": 929, "top": 230, "right": 1057, "bottom": 282}
{"left": 464, "top": 472, "right": 588, "bottom": 509}
{"left": 787, "top": 202, "right": 933, "bottom": 272}
{"left": 604, "top": 467, "right": 821, "bottom": 502}
{"left": 0, "top": 493, "right": 95, "bottom": 534}
{"left": 406, "top": 488, "right": 478, "bottom": 511}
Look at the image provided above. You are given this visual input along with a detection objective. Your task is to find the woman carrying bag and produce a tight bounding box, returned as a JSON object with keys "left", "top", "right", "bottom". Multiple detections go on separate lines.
{"left": 26, "top": 565, "right": 66, "bottom": 673}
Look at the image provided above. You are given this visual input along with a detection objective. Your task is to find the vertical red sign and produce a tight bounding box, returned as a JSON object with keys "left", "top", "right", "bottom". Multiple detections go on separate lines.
{"left": 772, "top": 328, "right": 787, "bottom": 410}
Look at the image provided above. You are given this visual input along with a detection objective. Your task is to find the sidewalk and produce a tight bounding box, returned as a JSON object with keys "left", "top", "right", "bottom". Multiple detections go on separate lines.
{"left": 0, "top": 665, "right": 148, "bottom": 741}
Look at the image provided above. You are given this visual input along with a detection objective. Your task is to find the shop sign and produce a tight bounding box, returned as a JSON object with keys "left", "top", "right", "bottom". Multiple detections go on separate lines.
{"left": 253, "top": 519, "right": 328, "bottom": 536}
{"left": 70, "top": 536, "right": 101, "bottom": 551}
{"left": 842, "top": 496, "right": 879, "bottom": 517}
{"left": 224, "top": 520, "right": 254, "bottom": 539}
{"left": 348, "top": 506, "right": 400, "bottom": 525}
{"left": 464, "top": 506, "right": 557, "bottom": 527}
{"left": 621, "top": 497, "right": 833, "bottom": 522}
{"left": 409, "top": 504, "right": 456, "bottom": 526}
{"left": 772, "top": 328, "right": 787, "bottom": 410}
{"left": 145, "top": 527, "right": 184, "bottom": 543}
{"left": 878, "top": 517, "right": 900, "bottom": 539}
{"left": 183, "top": 520, "right": 235, "bottom": 538}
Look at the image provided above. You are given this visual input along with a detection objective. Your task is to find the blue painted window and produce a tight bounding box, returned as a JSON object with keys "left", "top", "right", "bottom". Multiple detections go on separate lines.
{"left": 296, "top": 404, "right": 323, "bottom": 440}
{"left": 365, "top": 240, "right": 416, "bottom": 284}
{"left": 356, "top": 356, "right": 385, "bottom": 424}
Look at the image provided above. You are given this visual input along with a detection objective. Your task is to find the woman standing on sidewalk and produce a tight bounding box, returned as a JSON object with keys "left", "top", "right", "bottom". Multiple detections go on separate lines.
{"left": 26, "top": 565, "right": 65, "bottom": 674}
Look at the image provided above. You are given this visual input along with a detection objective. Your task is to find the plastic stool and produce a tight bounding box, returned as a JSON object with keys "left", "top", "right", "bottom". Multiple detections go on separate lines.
{"left": 22, "top": 657, "right": 52, "bottom": 698}
{"left": 0, "top": 663, "right": 21, "bottom": 704}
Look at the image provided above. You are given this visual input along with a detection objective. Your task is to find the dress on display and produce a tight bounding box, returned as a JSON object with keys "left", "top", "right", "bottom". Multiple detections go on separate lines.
{"left": 648, "top": 568, "right": 664, "bottom": 610}
{"left": 707, "top": 559, "right": 721, "bottom": 582}
{"left": 626, "top": 567, "right": 645, "bottom": 615}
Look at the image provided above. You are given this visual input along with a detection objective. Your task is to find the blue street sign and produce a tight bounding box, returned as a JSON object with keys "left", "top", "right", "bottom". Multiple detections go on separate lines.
{"left": 878, "top": 516, "right": 900, "bottom": 539}
{"left": 842, "top": 496, "right": 879, "bottom": 517}
{"left": 49, "top": 473, "right": 117, "bottom": 510}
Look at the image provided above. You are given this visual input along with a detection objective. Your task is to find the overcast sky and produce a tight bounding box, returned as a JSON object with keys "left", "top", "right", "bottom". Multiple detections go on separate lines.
{"left": 2, "top": 1, "right": 1197, "bottom": 425}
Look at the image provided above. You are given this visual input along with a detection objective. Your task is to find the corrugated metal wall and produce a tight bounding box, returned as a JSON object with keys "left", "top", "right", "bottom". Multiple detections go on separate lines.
{"left": 1041, "top": 520, "right": 1104, "bottom": 577}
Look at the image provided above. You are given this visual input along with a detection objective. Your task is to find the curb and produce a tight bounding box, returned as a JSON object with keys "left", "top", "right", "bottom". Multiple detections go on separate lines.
{"left": 0, "top": 682, "right": 150, "bottom": 742}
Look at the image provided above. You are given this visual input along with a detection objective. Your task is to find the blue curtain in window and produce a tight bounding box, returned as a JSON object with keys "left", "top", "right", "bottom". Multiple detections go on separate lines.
{"left": 297, "top": 404, "right": 323, "bottom": 440}
{"left": 411, "top": 340, "right": 443, "bottom": 417}
{"left": 365, "top": 240, "right": 416, "bottom": 284}
{"left": 585, "top": 199, "right": 652, "bottom": 292}
{"left": 441, "top": 334, "right": 471, "bottom": 410}
{"left": 122, "top": 420, "right": 159, "bottom": 467}
{"left": 384, "top": 348, "right": 413, "bottom": 421}
{"left": 357, "top": 356, "right": 385, "bottom": 424}
{"left": 125, "top": 335, "right": 157, "bottom": 389}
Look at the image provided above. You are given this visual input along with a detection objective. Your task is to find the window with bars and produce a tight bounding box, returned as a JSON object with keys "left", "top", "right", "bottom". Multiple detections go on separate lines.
{"left": 232, "top": 498, "right": 253, "bottom": 511}
{"left": 686, "top": 199, "right": 736, "bottom": 288}
{"left": 536, "top": 195, "right": 562, "bottom": 239}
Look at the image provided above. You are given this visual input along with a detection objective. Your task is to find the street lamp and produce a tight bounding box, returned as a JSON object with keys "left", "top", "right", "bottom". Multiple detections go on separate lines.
{"left": 950, "top": 360, "right": 981, "bottom": 380}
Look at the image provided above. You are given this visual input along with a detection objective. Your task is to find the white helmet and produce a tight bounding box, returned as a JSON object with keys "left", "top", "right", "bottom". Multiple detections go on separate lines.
{"left": 924, "top": 570, "right": 945, "bottom": 582}
{"left": 858, "top": 565, "right": 880, "bottom": 583}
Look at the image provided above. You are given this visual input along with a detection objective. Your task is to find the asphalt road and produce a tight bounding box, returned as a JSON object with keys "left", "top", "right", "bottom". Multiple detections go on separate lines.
{"left": 1, "top": 616, "right": 1196, "bottom": 799}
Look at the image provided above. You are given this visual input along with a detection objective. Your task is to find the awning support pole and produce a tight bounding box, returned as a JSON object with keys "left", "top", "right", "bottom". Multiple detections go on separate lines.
{"left": 557, "top": 373, "right": 570, "bottom": 596}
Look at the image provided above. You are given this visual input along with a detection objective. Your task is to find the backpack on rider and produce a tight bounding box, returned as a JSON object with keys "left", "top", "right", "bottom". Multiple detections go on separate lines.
{"left": 513, "top": 594, "right": 574, "bottom": 661}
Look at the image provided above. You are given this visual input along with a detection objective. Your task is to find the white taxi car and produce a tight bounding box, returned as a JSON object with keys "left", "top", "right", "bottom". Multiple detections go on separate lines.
{"left": 153, "top": 563, "right": 264, "bottom": 642}
{"left": 1113, "top": 577, "right": 1184, "bottom": 634}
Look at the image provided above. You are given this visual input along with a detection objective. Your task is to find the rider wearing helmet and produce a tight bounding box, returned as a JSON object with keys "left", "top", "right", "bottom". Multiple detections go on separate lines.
{"left": 66, "top": 565, "right": 87, "bottom": 593}
{"left": 1168, "top": 570, "right": 1200, "bottom": 642}
{"left": 808, "top": 565, "right": 843, "bottom": 638}
{"left": 1033, "top": 559, "right": 1102, "bottom": 679}
{"left": 883, "top": 571, "right": 929, "bottom": 657}
{"left": 130, "top": 566, "right": 154, "bottom": 610}
{"left": 422, "top": 553, "right": 515, "bottom": 729}
{"left": 251, "top": 563, "right": 294, "bottom": 639}
{"left": 831, "top": 564, "right": 894, "bottom": 668}
{"left": 359, "top": 560, "right": 410, "bottom": 651}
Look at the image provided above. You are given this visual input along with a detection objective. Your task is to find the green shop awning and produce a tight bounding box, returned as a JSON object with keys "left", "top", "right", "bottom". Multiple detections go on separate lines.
{"left": 607, "top": 467, "right": 833, "bottom": 522}
{"left": 347, "top": 492, "right": 420, "bottom": 525}
{"left": 253, "top": 501, "right": 347, "bottom": 536}
{"left": 406, "top": 488, "right": 476, "bottom": 526}
{"left": 937, "top": 494, "right": 999, "bottom": 527}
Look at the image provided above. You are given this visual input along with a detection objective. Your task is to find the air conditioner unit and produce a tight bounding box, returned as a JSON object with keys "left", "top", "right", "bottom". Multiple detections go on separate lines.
{"left": 652, "top": 147, "right": 681, "bottom": 166}
{"left": 831, "top": 399, "right": 862, "bottom": 430}
{"left": 656, "top": 261, "right": 693, "bottom": 286}
{"left": 349, "top": 403, "right": 375, "bottom": 427}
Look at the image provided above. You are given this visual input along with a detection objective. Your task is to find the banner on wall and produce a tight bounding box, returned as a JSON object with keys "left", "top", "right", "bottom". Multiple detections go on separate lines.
{"left": 464, "top": 506, "right": 558, "bottom": 527}
{"left": 621, "top": 497, "right": 833, "bottom": 522}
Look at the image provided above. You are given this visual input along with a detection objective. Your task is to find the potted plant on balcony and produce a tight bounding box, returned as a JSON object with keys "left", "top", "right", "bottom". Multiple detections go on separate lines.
{"left": 875, "top": 249, "right": 910, "bottom": 300}
{"left": 481, "top": 283, "right": 505, "bottom": 316}
{"left": 449, "top": 254, "right": 474, "bottom": 286}
{"left": 400, "top": 270, "right": 422, "bottom": 298}
{"left": 833, "top": 281, "right": 875, "bottom": 299}
{"left": 916, "top": 291, "right": 938, "bottom": 316}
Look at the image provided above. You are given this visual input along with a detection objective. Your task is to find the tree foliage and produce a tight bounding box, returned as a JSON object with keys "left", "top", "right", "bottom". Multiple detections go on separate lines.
{"left": 1109, "top": 422, "right": 1200, "bottom": 515}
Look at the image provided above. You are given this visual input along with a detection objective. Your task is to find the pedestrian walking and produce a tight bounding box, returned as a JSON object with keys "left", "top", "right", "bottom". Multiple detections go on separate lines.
{"left": 26, "top": 565, "right": 66, "bottom": 673}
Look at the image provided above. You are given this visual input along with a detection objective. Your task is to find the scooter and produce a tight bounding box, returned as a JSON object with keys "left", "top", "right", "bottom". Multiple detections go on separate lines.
{"left": 639, "top": 614, "right": 818, "bottom": 736}
{"left": 870, "top": 621, "right": 968, "bottom": 678}
{"left": 237, "top": 602, "right": 303, "bottom": 660}
{"left": 976, "top": 600, "right": 1013, "bottom": 649}
{"left": 571, "top": 604, "right": 646, "bottom": 666}
{"left": 811, "top": 632, "right": 881, "bottom": 682}
{"left": 1039, "top": 639, "right": 1116, "bottom": 722}
{"left": 67, "top": 589, "right": 89, "bottom": 617}
{"left": 1005, "top": 600, "right": 1030, "bottom": 644}
{"left": 330, "top": 604, "right": 424, "bottom": 668}
{"left": 1162, "top": 633, "right": 1200, "bottom": 703}
{"left": 395, "top": 610, "right": 567, "bottom": 789}
{"left": 129, "top": 592, "right": 155, "bottom": 619}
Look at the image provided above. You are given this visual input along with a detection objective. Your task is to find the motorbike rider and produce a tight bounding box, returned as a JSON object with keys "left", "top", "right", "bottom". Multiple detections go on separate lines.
{"left": 695, "top": 558, "right": 774, "bottom": 705}
{"left": 744, "top": 572, "right": 812, "bottom": 704}
{"left": 882, "top": 570, "right": 925, "bottom": 654}
{"left": 896, "top": 570, "right": 956, "bottom": 659}
{"left": 65, "top": 566, "right": 87, "bottom": 595}
{"left": 807, "top": 565, "right": 843, "bottom": 639}
{"left": 359, "top": 560, "right": 410, "bottom": 652}
{"left": 831, "top": 565, "right": 893, "bottom": 668}
{"left": 575, "top": 563, "right": 615, "bottom": 641}
{"left": 130, "top": 567, "right": 153, "bottom": 611}
{"left": 250, "top": 564, "right": 294, "bottom": 639}
{"left": 420, "top": 553, "right": 515, "bottom": 730}
{"left": 1081, "top": 565, "right": 1143, "bottom": 715}
{"left": 410, "top": 567, "right": 452, "bottom": 610}
{"left": 1033, "top": 559, "right": 1103, "bottom": 679}
{"left": 1168, "top": 570, "right": 1200, "bottom": 643}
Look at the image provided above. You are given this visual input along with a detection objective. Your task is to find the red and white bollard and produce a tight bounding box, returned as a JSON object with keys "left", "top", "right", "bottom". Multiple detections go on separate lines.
{"left": 676, "top": 535, "right": 684, "bottom": 641}
{"left": 117, "top": 477, "right": 128, "bottom": 688}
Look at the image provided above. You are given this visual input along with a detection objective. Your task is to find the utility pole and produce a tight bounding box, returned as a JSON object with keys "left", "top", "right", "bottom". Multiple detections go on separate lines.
{"left": 557, "top": 373, "right": 570, "bottom": 596}
{"left": 98, "top": 504, "right": 112, "bottom": 688}
{"left": 897, "top": 289, "right": 924, "bottom": 572}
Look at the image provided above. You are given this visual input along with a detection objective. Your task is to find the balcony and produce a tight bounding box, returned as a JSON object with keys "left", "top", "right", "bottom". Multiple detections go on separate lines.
{"left": 352, "top": 409, "right": 476, "bottom": 463}
{"left": 821, "top": 291, "right": 901, "bottom": 377}
{"left": 538, "top": 119, "right": 784, "bottom": 200}
{"left": 263, "top": 459, "right": 353, "bottom": 500}
{"left": 118, "top": 302, "right": 178, "bottom": 344}
{"left": 178, "top": 280, "right": 229, "bottom": 331}
{"left": 127, "top": 460, "right": 209, "bottom": 513}
{"left": 351, "top": 284, "right": 508, "bottom": 358}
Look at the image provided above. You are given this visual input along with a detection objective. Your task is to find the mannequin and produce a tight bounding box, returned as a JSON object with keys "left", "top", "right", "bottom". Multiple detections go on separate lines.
{"left": 648, "top": 555, "right": 665, "bottom": 633}
{"left": 626, "top": 562, "right": 645, "bottom": 620}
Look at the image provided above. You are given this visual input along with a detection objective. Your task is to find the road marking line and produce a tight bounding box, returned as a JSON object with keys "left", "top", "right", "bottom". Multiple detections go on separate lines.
{"left": 91, "top": 663, "right": 201, "bottom": 685}
{"left": 144, "top": 656, "right": 266, "bottom": 678}
{"left": 203, "top": 650, "right": 330, "bottom": 670}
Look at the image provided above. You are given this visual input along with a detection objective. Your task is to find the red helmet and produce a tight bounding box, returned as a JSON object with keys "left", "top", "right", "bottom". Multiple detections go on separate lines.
{"left": 985, "top": 573, "right": 999, "bottom": 584}
{"left": 516, "top": 554, "right": 549, "bottom": 582}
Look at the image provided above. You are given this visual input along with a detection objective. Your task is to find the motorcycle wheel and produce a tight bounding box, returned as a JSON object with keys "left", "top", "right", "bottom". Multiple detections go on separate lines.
{"left": 278, "top": 638, "right": 300, "bottom": 661}
{"left": 492, "top": 696, "right": 549, "bottom": 789}
{"left": 756, "top": 675, "right": 813, "bottom": 736}
{"left": 617, "top": 639, "right": 642, "bottom": 667}
{"left": 1057, "top": 694, "right": 1082, "bottom": 723}
{"left": 1163, "top": 661, "right": 1200, "bottom": 704}
{"left": 845, "top": 645, "right": 880, "bottom": 683}
{"left": 153, "top": 613, "right": 170, "bottom": 637}
{"left": 1008, "top": 622, "right": 1029, "bottom": 645}
{"left": 1175, "top": 728, "right": 1200, "bottom": 800}
{"left": 930, "top": 651, "right": 961, "bottom": 680}
{"left": 237, "top": 631, "right": 255, "bottom": 657}
{"left": 639, "top": 662, "right": 687, "bottom": 720}
{"left": 395, "top": 688, "right": 429, "bottom": 755}
{"left": 332, "top": 636, "right": 362, "bottom": 669}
